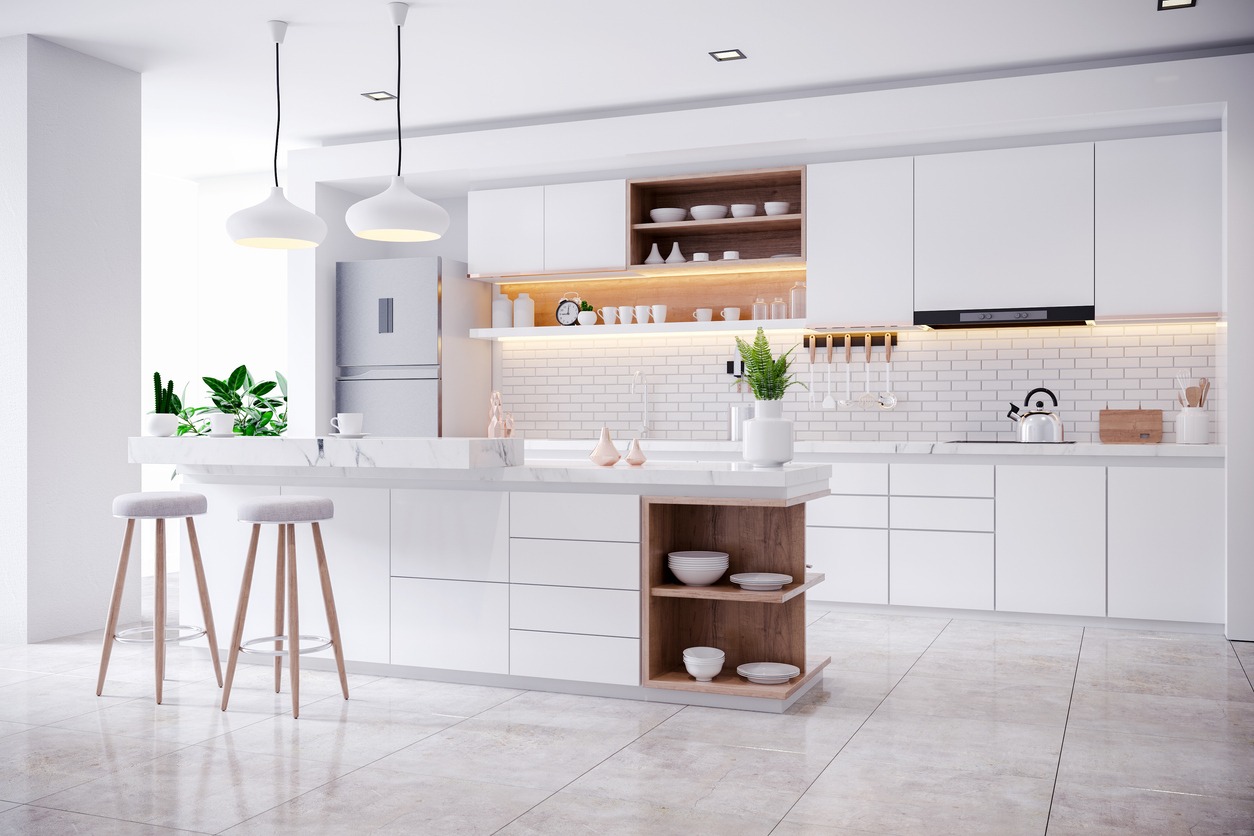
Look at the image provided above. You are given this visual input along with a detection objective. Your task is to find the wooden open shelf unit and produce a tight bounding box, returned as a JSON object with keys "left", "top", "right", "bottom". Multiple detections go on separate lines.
{"left": 641, "top": 494, "right": 829, "bottom": 700}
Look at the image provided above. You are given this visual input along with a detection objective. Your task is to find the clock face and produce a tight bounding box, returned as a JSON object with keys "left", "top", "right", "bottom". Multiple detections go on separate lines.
{"left": 555, "top": 299, "right": 580, "bottom": 326}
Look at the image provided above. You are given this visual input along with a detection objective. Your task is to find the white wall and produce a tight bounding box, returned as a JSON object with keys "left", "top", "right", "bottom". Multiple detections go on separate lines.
{"left": 0, "top": 36, "right": 141, "bottom": 643}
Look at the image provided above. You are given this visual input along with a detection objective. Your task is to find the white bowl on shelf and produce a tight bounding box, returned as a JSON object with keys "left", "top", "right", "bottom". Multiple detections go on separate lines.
{"left": 730, "top": 203, "right": 756, "bottom": 217}
{"left": 669, "top": 550, "right": 729, "bottom": 561}
{"left": 684, "top": 658, "right": 724, "bottom": 682}
{"left": 689, "top": 204, "right": 728, "bottom": 220}
{"left": 650, "top": 207, "right": 687, "bottom": 223}
{"left": 764, "top": 201, "right": 791, "bottom": 216}
{"left": 669, "top": 565, "right": 726, "bottom": 586}
{"left": 682, "top": 646, "right": 725, "bottom": 662}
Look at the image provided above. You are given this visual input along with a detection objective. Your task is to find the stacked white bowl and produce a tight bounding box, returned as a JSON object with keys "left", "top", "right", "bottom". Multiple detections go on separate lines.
{"left": 668, "top": 550, "right": 729, "bottom": 586}
{"left": 683, "top": 646, "right": 725, "bottom": 681}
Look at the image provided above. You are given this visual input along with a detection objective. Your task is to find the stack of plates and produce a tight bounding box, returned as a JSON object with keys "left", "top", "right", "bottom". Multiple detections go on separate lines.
{"left": 736, "top": 662, "right": 801, "bottom": 684}
{"left": 667, "top": 550, "right": 729, "bottom": 586}
{"left": 729, "top": 572, "right": 793, "bottom": 591}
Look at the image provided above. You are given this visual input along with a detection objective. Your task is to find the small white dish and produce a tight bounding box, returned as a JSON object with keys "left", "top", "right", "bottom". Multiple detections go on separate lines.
{"left": 689, "top": 204, "right": 728, "bottom": 220}
{"left": 330, "top": 432, "right": 369, "bottom": 439}
{"left": 730, "top": 203, "right": 756, "bottom": 218}
{"left": 737, "top": 662, "right": 801, "bottom": 684}
{"left": 729, "top": 572, "right": 793, "bottom": 591}
{"left": 669, "top": 550, "right": 729, "bottom": 560}
{"left": 649, "top": 207, "right": 687, "bottom": 223}
{"left": 682, "top": 646, "right": 725, "bottom": 661}
{"left": 770, "top": 253, "right": 801, "bottom": 259}
{"left": 764, "top": 201, "right": 791, "bottom": 216}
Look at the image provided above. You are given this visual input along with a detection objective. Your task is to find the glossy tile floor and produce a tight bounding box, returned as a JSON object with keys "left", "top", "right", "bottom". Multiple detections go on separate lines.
{"left": 1, "top": 605, "right": 1252, "bottom": 834}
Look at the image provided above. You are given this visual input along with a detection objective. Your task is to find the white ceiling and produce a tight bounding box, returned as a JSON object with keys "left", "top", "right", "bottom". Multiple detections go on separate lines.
{"left": 4, "top": 0, "right": 1253, "bottom": 181}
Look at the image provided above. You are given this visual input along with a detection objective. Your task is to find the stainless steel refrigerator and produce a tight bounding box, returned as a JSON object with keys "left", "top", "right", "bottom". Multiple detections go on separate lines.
{"left": 335, "top": 256, "right": 490, "bottom": 437}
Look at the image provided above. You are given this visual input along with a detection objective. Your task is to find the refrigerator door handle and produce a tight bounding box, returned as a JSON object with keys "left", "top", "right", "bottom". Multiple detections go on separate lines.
{"left": 378, "top": 297, "right": 394, "bottom": 334}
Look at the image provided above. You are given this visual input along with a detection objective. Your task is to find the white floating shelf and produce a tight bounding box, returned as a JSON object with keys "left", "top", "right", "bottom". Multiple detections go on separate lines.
{"left": 469, "top": 319, "right": 809, "bottom": 341}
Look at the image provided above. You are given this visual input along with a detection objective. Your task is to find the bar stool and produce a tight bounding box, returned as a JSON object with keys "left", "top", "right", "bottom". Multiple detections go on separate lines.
{"left": 221, "top": 495, "right": 348, "bottom": 719}
{"left": 98, "top": 491, "right": 223, "bottom": 704}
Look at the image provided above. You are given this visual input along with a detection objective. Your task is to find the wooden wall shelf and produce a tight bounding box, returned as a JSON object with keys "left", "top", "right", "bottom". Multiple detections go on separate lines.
{"left": 651, "top": 572, "right": 825, "bottom": 604}
{"left": 645, "top": 656, "right": 829, "bottom": 699}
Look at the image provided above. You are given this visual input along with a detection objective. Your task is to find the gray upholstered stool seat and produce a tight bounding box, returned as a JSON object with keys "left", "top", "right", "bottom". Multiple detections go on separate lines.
{"left": 237, "top": 495, "right": 334, "bottom": 524}
{"left": 113, "top": 491, "right": 208, "bottom": 519}
{"left": 99, "top": 491, "right": 222, "bottom": 704}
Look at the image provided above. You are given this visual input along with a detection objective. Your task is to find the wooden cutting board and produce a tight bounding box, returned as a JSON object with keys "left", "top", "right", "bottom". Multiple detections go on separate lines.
{"left": 1099, "top": 409, "right": 1163, "bottom": 444}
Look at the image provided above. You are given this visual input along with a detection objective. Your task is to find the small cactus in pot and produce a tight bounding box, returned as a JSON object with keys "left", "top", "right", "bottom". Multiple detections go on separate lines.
{"left": 144, "top": 372, "right": 182, "bottom": 436}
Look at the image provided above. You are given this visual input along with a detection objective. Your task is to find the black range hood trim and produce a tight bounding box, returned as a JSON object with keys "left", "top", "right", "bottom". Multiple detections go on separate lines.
{"left": 914, "top": 305, "right": 1095, "bottom": 329}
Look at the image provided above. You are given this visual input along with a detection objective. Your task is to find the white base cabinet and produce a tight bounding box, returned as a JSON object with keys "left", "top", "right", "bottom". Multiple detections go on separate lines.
{"left": 391, "top": 578, "right": 509, "bottom": 673}
{"left": 510, "top": 630, "right": 639, "bottom": 686}
{"left": 806, "top": 527, "right": 888, "bottom": 605}
{"left": 890, "top": 530, "right": 995, "bottom": 610}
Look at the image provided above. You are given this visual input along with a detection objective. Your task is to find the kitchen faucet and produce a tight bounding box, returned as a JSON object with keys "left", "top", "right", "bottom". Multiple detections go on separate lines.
{"left": 631, "top": 370, "right": 649, "bottom": 438}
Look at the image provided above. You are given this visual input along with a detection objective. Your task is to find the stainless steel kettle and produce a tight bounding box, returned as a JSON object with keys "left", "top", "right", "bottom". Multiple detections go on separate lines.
{"left": 1007, "top": 387, "right": 1064, "bottom": 442}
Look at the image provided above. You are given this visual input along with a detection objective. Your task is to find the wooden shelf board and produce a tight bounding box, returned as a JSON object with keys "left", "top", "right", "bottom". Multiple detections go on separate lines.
{"left": 629, "top": 258, "right": 805, "bottom": 275}
{"left": 470, "top": 319, "right": 807, "bottom": 340}
{"left": 645, "top": 655, "right": 830, "bottom": 700}
{"left": 632, "top": 214, "right": 802, "bottom": 233}
{"left": 651, "top": 573, "right": 825, "bottom": 603}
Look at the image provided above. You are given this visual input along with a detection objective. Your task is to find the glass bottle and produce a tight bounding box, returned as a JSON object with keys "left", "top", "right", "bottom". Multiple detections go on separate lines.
{"left": 770, "top": 297, "right": 787, "bottom": 320}
{"left": 789, "top": 282, "right": 806, "bottom": 319}
{"left": 752, "top": 298, "right": 769, "bottom": 320}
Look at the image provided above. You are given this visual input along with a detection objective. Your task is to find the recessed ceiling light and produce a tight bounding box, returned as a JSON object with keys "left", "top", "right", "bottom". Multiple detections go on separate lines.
{"left": 1157, "top": 0, "right": 1196, "bottom": 9}
{"left": 361, "top": 90, "right": 396, "bottom": 101}
{"left": 709, "top": 49, "right": 747, "bottom": 62}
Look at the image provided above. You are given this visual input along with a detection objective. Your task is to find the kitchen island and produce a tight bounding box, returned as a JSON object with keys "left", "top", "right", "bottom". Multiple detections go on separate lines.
{"left": 130, "top": 436, "right": 833, "bottom": 712}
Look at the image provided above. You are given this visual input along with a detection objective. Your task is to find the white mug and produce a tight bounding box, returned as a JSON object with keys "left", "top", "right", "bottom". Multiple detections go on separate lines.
{"left": 694, "top": 308, "right": 713, "bottom": 322}
{"left": 208, "top": 413, "right": 234, "bottom": 436}
{"left": 651, "top": 304, "right": 668, "bottom": 323}
{"left": 598, "top": 307, "right": 617, "bottom": 325}
{"left": 331, "top": 412, "right": 364, "bottom": 435}
{"left": 723, "top": 250, "right": 740, "bottom": 260}
{"left": 618, "top": 305, "right": 634, "bottom": 325}
{"left": 721, "top": 307, "right": 741, "bottom": 321}
{"left": 635, "top": 304, "right": 651, "bottom": 324}
{"left": 692, "top": 252, "right": 709, "bottom": 262}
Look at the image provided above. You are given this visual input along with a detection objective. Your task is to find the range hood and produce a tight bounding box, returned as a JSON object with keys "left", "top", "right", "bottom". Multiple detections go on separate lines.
{"left": 914, "top": 305, "right": 1095, "bottom": 329}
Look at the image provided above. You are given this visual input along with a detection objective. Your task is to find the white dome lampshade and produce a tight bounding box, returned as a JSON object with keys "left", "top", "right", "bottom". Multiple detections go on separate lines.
{"left": 228, "top": 187, "right": 328, "bottom": 249}
{"left": 346, "top": 176, "right": 449, "bottom": 242}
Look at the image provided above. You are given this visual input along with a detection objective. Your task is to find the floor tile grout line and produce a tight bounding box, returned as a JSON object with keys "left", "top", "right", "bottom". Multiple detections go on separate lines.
{"left": 1042, "top": 625, "right": 1085, "bottom": 836}
{"left": 2, "top": 801, "right": 216, "bottom": 834}
{"left": 764, "top": 617, "right": 954, "bottom": 835}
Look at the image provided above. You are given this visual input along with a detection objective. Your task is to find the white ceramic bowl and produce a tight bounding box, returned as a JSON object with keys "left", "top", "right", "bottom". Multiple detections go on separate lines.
{"left": 670, "top": 565, "right": 726, "bottom": 586}
{"left": 650, "top": 207, "right": 687, "bottom": 223}
{"left": 730, "top": 203, "right": 756, "bottom": 217}
{"left": 682, "top": 646, "right": 725, "bottom": 661}
{"left": 764, "top": 201, "right": 791, "bottom": 216}
{"left": 684, "top": 658, "right": 724, "bottom": 682}
{"left": 689, "top": 204, "right": 729, "bottom": 220}
{"left": 669, "top": 550, "right": 730, "bottom": 561}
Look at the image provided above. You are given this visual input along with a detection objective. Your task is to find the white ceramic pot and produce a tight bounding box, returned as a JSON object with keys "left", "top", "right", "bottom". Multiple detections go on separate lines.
{"left": 577, "top": 310, "right": 598, "bottom": 326}
{"left": 742, "top": 399, "right": 792, "bottom": 467}
{"left": 143, "top": 412, "right": 179, "bottom": 437}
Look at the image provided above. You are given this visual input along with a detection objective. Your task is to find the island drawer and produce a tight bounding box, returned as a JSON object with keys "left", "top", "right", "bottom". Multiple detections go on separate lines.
{"left": 509, "top": 492, "right": 640, "bottom": 543}
{"left": 510, "top": 538, "right": 640, "bottom": 589}
{"left": 392, "top": 489, "right": 509, "bottom": 582}
{"left": 510, "top": 630, "right": 640, "bottom": 686}
{"left": 808, "top": 494, "right": 888, "bottom": 528}
{"left": 509, "top": 585, "right": 640, "bottom": 638}
{"left": 889, "top": 530, "right": 994, "bottom": 610}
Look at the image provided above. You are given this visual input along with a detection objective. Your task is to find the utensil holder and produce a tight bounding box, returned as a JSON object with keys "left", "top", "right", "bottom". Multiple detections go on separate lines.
{"left": 1174, "top": 407, "right": 1209, "bottom": 444}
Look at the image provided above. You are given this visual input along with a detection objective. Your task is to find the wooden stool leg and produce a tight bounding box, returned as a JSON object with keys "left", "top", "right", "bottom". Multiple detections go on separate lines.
{"left": 312, "top": 522, "right": 349, "bottom": 700}
{"left": 154, "top": 518, "right": 167, "bottom": 705}
{"left": 274, "top": 524, "right": 286, "bottom": 694}
{"left": 97, "top": 519, "right": 135, "bottom": 696}
{"left": 222, "top": 524, "right": 261, "bottom": 711}
{"left": 186, "top": 518, "right": 223, "bottom": 687}
{"left": 287, "top": 523, "right": 300, "bottom": 719}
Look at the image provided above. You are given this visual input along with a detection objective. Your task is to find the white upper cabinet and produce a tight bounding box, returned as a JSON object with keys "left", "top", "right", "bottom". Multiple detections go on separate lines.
{"left": 914, "top": 143, "right": 1095, "bottom": 311}
{"left": 469, "top": 180, "right": 626, "bottom": 277}
{"left": 806, "top": 157, "right": 914, "bottom": 327}
{"left": 1095, "top": 132, "right": 1221, "bottom": 318}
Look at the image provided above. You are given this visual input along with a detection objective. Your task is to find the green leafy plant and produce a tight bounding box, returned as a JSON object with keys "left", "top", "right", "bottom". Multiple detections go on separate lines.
{"left": 734, "top": 327, "right": 804, "bottom": 401}
{"left": 152, "top": 372, "right": 181, "bottom": 414}
{"left": 201, "top": 365, "right": 289, "bottom": 436}
{"left": 579, "top": 300, "right": 594, "bottom": 312}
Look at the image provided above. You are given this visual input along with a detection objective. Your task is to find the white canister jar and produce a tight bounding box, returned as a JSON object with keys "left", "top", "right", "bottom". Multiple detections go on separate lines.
{"left": 492, "top": 292, "right": 513, "bottom": 328}
{"left": 513, "top": 292, "right": 535, "bottom": 328}
{"left": 1175, "top": 407, "right": 1209, "bottom": 444}
{"left": 742, "top": 399, "right": 793, "bottom": 467}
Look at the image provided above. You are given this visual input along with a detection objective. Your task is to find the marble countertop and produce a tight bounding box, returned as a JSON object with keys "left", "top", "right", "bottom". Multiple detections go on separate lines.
{"left": 130, "top": 436, "right": 524, "bottom": 469}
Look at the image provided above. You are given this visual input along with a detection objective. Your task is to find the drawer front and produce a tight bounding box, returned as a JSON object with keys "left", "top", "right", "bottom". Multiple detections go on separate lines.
{"left": 890, "top": 497, "right": 994, "bottom": 532}
{"left": 891, "top": 464, "right": 994, "bottom": 497}
{"left": 390, "top": 578, "right": 509, "bottom": 673}
{"left": 509, "top": 492, "right": 640, "bottom": 542}
{"left": 509, "top": 585, "right": 640, "bottom": 638}
{"left": 510, "top": 538, "right": 640, "bottom": 590}
{"left": 806, "top": 527, "right": 888, "bottom": 605}
{"left": 828, "top": 463, "right": 889, "bottom": 495}
{"left": 392, "top": 489, "right": 509, "bottom": 582}
{"left": 808, "top": 494, "right": 888, "bottom": 529}
{"left": 890, "top": 530, "right": 994, "bottom": 610}
{"left": 510, "top": 630, "right": 640, "bottom": 686}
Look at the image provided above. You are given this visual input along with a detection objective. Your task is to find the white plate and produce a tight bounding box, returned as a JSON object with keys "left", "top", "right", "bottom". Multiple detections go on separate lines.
{"left": 669, "top": 551, "right": 729, "bottom": 560}
{"left": 329, "top": 432, "right": 369, "bottom": 439}
{"left": 729, "top": 573, "right": 792, "bottom": 590}
{"left": 737, "top": 662, "right": 800, "bottom": 683}
{"left": 771, "top": 253, "right": 801, "bottom": 259}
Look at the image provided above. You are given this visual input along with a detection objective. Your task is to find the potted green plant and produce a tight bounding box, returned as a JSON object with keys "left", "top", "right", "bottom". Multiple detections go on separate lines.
{"left": 733, "top": 327, "right": 804, "bottom": 467}
{"left": 577, "top": 299, "right": 598, "bottom": 326}
{"left": 144, "top": 372, "right": 182, "bottom": 437}
{"left": 202, "top": 365, "right": 289, "bottom": 436}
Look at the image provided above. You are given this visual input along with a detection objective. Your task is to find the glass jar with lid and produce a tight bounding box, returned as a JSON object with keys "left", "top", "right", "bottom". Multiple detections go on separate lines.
{"left": 770, "top": 298, "right": 788, "bottom": 319}
{"left": 789, "top": 282, "right": 806, "bottom": 319}
{"left": 752, "top": 298, "right": 769, "bottom": 320}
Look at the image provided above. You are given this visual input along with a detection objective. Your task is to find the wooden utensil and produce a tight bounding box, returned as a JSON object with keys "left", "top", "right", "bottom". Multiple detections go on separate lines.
{"left": 1199, "top": 377, "right": 1210, "bottom": 407}
{"left": 1186, "top": 385, "right": 1202, "bottom": 408}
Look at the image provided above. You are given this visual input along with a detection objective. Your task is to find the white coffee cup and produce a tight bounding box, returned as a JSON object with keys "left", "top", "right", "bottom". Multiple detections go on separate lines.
{"left": 598, "top": 307, "right": 617, "bottom": 325}
{"left": 723, "top": 250, "right": 740, "bottom": 260}
{"left": 764, "top": 201, "right": 791, "bottom": 216}
{"left": 635, "top": 304, "right": 651, "bottom": 324}
{"left": 692, "top": 252, "right": 709, "bottom": 262}
{"left": 721, "top": 307, "right": 741, "bottom": 321}
{"left": 694, "top": 308, "right": 713, "bottom": 322}
{"left": 331, "top": 412, "right": 364, "bottom": 435}
{"left": 652, "top": 304, "right": 668, "bottom": 323}
{"left": 618, "top": 305, "right": 634, "bottom": 325}
{"left": 208, "top": 413, "right": 234, "bottom": 436}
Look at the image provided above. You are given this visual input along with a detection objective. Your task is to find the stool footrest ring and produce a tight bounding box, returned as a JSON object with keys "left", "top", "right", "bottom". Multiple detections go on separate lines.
{"left": 115, "top": 624, "right": 207, "bottom": 645}
{"left": 239, "top": 634, "right": 333, "bottom": 657}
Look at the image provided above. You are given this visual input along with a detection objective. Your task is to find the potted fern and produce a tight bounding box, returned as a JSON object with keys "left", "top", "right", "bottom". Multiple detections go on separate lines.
{"left": 734, "top": 328, "right": 804, "bottom": 467}
{"left": 144, "top": 372, "right": 182, "bottom": 437}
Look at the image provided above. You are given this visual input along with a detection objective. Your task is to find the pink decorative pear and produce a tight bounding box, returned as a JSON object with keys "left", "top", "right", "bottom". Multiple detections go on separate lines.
{"left": 589, "top": 426, "right": 621, "bottom": 466}
{"left": 624, "top": 437, "right": 647, "bottom": 466}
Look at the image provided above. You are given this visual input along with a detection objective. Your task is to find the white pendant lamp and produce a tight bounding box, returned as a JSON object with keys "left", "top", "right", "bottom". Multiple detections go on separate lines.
{"left": 227, "top": 20, "right": 327, "bottom": 249}
{"left": 346, "top": 2, "right": 450, "bottom": 242}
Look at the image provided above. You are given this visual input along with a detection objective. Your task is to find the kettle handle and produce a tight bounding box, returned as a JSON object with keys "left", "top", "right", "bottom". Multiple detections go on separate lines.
{"left": 1023, "top": 387, "right": 1058, "bottom": 407}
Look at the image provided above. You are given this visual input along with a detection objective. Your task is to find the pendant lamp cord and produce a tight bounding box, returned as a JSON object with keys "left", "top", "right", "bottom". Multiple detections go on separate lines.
{"left": 272, "top": 41, "right": 281, "bottom": 189}
{"left": 395, "top": 23, "right": 402, "bottom": 177}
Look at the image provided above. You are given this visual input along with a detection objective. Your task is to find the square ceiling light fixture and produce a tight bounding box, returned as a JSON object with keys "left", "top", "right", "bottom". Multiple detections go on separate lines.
{"left": 709, "top": 49, "right": 747, "bottom": 62}
{"left": 361, "top": 90, "right": 397, "bottom": 101}
{"left": 1157, "top": 0, "right": 1196, "bottom": 9}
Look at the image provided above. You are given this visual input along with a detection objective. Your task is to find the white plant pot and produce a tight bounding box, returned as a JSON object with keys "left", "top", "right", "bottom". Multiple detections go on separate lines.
{"left": 742, "top": 399, "right": 792, "bottom": 467}
{"left": 143, "top": 412, "right": 179, "bottom": 437}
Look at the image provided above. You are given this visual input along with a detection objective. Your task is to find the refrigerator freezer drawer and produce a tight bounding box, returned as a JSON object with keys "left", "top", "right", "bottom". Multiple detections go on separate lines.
{"left": 335, "top": 378, "right": 439, "bottom": 437}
